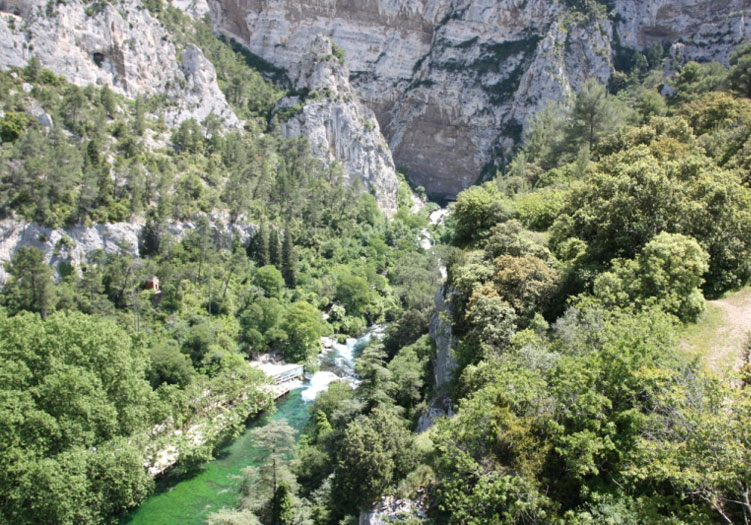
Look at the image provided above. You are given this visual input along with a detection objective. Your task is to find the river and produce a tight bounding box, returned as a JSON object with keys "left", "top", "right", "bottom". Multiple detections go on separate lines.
{"left": 122, "top": 328, "right": 382, "bottom": 525}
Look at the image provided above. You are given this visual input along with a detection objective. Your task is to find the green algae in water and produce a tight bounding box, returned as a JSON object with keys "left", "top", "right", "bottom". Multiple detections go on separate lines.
{"left": 123, "top": 328, "right": 381, "bottom": 524}
{"left": 123, "top": 388, "right": 310, "bottom": 525}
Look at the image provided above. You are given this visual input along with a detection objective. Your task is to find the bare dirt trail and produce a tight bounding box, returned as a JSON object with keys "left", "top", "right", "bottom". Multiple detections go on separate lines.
{"left": 681, "top": 288, "right": 751, "bottom": 374}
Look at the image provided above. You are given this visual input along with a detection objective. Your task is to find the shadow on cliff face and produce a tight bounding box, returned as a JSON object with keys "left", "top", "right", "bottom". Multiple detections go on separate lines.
{"left": 428, "top": 194, "right": 457, "bottom": 208}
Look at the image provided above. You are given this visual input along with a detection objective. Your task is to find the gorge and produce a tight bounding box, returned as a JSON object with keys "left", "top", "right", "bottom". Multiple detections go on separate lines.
{"left": 208, "top": 0, "right": 751, "bottom": 199}
{"left": 2, "top": 0, "right": 750, "bottom": 205}
{"left": 3, "top": 0, "right": 751, "bottom": 523}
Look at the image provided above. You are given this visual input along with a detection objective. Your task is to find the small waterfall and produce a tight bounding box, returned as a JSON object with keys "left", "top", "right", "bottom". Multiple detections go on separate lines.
{"left": 301, "top": 371, "right": 344, "bottom": 402}
{"left": 302, "top": 325, "right": 384, "bottom": 402}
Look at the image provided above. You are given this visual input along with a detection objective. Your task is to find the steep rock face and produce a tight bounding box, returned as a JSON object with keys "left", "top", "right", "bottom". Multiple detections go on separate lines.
{"left": 172, "top": 0, "right": 211, "bottom": 19}
{"left": 615, "top": 0, "right": 751, "bottom": 63}
{"left": 208, "top": 0, "right": 751, "bottom": 199}
{"left": 277, "top": 35, "right": 399, "bottom": 214}
{"left": 176, "top": 43, "right": 239, "bottom": 126}
{"left": 0, "top": 0, "right": 238, "bottom": 127}
{"left": 0, "top": 216, "right": 255, "bottom": 282}
{"left": 0, "top": 0, "right": 400, "bottom": 212}
{"left": 429, "top": 284, "right": 457, "bottom": 390}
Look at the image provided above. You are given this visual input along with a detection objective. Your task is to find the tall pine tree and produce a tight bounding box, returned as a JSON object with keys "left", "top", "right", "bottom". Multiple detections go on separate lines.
{"left": 282, "top": 230, "right": 296, "bottom": 288}
{"left": 3, "top": 246, "right": 56, "bottom": 320}
{"left": 269, "top": 228, "right": 281, "bottom": 269}
{"left": 270, "top": 482, "right": 294, "bottom": 525}
{"left": 252, "top": 224, "right": 270, "bottom": 267}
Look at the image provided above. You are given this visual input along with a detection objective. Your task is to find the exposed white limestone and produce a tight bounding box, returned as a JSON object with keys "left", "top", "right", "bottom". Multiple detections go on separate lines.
{"left": 0, "top": 0, "right": 238, "bottom": 128}
{"left": 208, "top": 0, "right": 751, "bottom": 199}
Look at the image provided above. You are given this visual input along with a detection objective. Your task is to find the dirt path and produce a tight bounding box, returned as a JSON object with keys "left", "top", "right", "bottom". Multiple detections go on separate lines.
{"left": 681, "top": 288, "right": 751, "bottom": 374}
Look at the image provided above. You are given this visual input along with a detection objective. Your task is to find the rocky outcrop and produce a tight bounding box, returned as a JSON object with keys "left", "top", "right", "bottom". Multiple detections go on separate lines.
{"left": 172, "top": 0, "right": 211, "bottom": 19}
{"left": 0, "top": 0, "right": 238, "bottom": 128}
{"left": 277, "top": 35, "right": 399, "bottom": 214}
{"left": 359, "top": 496, "right": 428, "bottom": 525}
{"left": 0, "top": 219, "right": 138, "bottom": 282}
{"left": 208, "top": 0, "right": 751, "bottom": 200}
{"left": 429, "top": 285, "right": 457, "bottom": 390}
{"left": 416, "top": 395, "right": 453, "bottom": 433}
{"left": 0, "top": 215, "right": 255, "bottom": 282}
{"left": 173, "top": 43, "right": 239, "bottom": 126}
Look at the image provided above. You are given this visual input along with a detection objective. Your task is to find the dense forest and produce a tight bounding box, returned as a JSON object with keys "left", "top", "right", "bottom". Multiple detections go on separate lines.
{"left": 412, "top": 43, "right": 751, "bottom": 524}
{"left": 226, "top": 42, "right": 751, "bottom": 524}
{"left": 3, "top": 2, "right": 751, "bottom": 524}
{"left": 0, "top": 6, "right": 439, "bottom": 524}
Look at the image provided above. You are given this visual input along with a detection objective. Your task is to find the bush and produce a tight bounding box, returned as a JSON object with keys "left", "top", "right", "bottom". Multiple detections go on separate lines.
{"left": 515, "top": 190, "right": 566, "bottom": 231}
{"left": 451, "top": 183, "right": 515, "bottom": 245}
{"left": 0, "top": 111, "right": 30, "bottom": 142}
{"left": 331, "top": 42, "right": 346, "bottom": 63}
{"left": 254, "top": 266, "right": 285, "bottom": 298}
{"left": 148, "top": 342, "right": 195, "bottom": 388}
{"left": 592, "top": 232, "right": 710, "bottom": 322}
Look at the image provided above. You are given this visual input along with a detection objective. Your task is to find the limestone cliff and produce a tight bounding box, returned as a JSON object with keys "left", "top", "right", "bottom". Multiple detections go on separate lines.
{"left": 0, "top": 0, "right": 238, "bottom": 128}
{"left": 208, "top": 0, "right": 751, "bottom": 200}
{"left": 2, "top": 0, "right": 750, "bottom": 205}
{"left": 0, "top": 216, "right": 255, "bottom": 283}
{"left": 0, "top": 0, "right": 401, "bottom": 211}
{"left": 277, "top": 35, "right": 399, "bottom": 214}
{"left": 615, "top": 0, "right": 751, "bottom": 58}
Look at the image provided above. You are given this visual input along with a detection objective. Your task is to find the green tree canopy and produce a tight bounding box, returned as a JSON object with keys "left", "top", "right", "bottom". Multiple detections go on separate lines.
{"left": 254, "top": 265, "right": 285, "bottom": 298}
{"left": 3, "top": 246, "right": 56, "bottom": 319}
{"left": 335, "top": 272, "right": 371, "bottom": 318}
{"left": 282, "top": 301, "right": 323, "bottom": 362}
{"left": 333, "top": 409, "right": 417, "bottom": 514}
{"left": 593, "top": 232, "right": 710, "bottom": 322}
{"left": 729, "top": 42, "right": 751, "bottom": 97}
{"left": 0, "top": 311, "right": 154, "bottom": 524}
{"left": 551, "top": 141, "right": 751, "bottom": 296}
{"left": 451, "top": 183, "right": 514, "bottom": 245}
{"left": 566, "top": 78, "right": 624, "bottom": 153}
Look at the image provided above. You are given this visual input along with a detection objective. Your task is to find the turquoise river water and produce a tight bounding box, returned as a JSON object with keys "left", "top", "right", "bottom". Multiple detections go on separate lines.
{"left": 122, "top": 329, "right": 380, "bottom": 525}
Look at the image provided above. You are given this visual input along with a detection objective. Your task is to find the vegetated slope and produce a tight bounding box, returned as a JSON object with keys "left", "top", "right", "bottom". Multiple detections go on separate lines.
{"left": 0, "top": 5, "right": 440, "bottom": 525}
{"left": 0, "top": 0, "right": 399, "bottom": 212}
{"left": 405, "top": 44, "right": 751, "bottom": 524}
{"left": 5, "top": 2, "right": 751, "bottom": 525}
{"left": 189, "top": 40, "right": 751, "bottom": 525}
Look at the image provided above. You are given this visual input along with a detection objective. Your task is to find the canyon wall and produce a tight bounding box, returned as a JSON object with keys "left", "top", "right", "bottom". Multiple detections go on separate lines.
{"left": 1, "top": 0, "right": 750, "bottom": 203}
{"left": 0, "top": 0, "right": 239, "bottom": 127}
{"left": 209, "top": 0, "right": 751, "bottom": 199}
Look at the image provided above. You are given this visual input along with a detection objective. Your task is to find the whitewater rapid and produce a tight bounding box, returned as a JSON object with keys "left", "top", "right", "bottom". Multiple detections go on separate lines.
{"left": 300, "top": 327, "right": 384, "bottom": 403}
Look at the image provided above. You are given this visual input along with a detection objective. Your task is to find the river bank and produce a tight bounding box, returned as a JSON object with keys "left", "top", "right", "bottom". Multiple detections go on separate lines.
{"left": 123, "top": 389, "right": 309, "bottom": 525}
